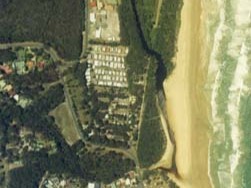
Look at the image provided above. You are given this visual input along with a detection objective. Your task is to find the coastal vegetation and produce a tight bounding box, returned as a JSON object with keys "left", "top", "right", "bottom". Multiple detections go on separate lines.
{"left": 136, "top": 0, "right": 182, "bottom": 74}
{"left": 235, "top": 94, "right": 251, "bottom": 187}
{"left": 118, "top": 0, "right": 167, "bottom": 167}
{"left": 137, "top": 59, "right": 166, "bottom": 167}
{"left": 0, "top": 0, "right": 84, "bottom": 60}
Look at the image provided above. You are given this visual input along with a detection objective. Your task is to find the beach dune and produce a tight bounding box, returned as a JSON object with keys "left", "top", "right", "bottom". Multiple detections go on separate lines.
{"left": 163, "top": 0, "right": 212, "bottom": 187}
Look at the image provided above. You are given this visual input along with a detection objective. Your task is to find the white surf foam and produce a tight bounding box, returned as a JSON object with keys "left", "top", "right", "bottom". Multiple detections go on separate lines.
{"left": 208, "top": 4, "right": 227, "bottom": 130}
{"left": 235, "top": 0, "right": 251, "bottom": 26}
{"left": 227, "top": 43, "right": 249, "bottom": 187}
{"left": 206, "top": 0, "right": 251, "bottom": 187}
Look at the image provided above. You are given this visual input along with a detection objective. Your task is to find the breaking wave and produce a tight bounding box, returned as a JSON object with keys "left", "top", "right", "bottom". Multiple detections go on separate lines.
{"left": 205, "top": 0, "right": 251, "bottom": 187}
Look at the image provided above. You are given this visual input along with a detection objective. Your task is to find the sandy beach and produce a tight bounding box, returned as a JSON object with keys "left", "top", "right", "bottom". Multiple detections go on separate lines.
{"left": 163, "top": 0, "right": 212, "bottom": 187}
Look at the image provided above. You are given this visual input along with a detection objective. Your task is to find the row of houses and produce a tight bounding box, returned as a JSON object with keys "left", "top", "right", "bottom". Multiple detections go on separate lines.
{"left": 90, "top": 45, "right": 129, "bottom": 55}
{"left": 90, "top": 60, "right": 126, "bottom": 69}
{"left": 89, "top": 55, "right": 126, "bottom": 63}
{"left": 93, "top": 69, "right": 126, "bottom": 76}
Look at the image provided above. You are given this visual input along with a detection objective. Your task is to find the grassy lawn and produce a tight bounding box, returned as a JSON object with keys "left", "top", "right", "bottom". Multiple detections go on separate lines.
{"left": 50, "top": 102, "right": 81, "bottom": 145}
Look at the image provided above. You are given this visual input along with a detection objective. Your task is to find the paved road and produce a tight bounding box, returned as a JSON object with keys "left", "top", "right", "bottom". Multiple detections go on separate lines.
{"left": 0, "top": 42, "right": 81, "bottom": 65}
{"left": 0, "top": 42, "right": 63, "bottom": 62}
{"left": 0, "top": 42, "right": 44, "bottom": 49}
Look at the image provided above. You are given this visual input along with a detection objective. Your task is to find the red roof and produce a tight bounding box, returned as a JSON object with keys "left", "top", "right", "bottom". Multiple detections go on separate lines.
{"left": 90, "top": 1, "right": 97, "bottom": 7}
{"left": 37, "top": 61, "right": 45, "bottom": 69}
{"left": 0, "top": 65, "right": 13, "bottom": 75}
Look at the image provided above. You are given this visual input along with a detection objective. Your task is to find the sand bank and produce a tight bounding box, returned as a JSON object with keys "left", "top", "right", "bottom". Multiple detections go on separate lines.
{"left": 163, "top": 0, "right": 212, "bottom": 187}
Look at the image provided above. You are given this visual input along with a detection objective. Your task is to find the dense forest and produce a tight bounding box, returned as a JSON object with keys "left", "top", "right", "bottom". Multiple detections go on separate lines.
{"left": 0, "top": 49, "right": 17, "bottom": 62}
{"left": 0, "top": 0, "right": 84, "bottom": 60}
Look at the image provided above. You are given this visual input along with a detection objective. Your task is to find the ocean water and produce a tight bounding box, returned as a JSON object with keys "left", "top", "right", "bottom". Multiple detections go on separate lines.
{"left": 205, "top": 0, "right": 251, "bottom": 187}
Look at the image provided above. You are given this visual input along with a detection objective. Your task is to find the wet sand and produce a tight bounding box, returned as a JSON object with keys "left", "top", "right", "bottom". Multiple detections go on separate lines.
{"left": 163, "top": 0, "right": 212, "bottom": 187}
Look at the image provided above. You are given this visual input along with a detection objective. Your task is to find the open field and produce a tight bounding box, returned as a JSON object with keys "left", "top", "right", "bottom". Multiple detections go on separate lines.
{"left": 164, "top": 0, "right": 212, "bottom": 187}
{"left": 50, "top": 102, "right": 81, "bottom": 145}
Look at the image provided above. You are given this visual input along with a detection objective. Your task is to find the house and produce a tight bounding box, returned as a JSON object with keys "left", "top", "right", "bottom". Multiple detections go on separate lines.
{"left": 97, "top": 0, "right": 103, "bottom": 10}
{"left": 26, "top": 61, "right": 35, "bottom": 71}
{"left": 37, "top": 61, "right": 45, "bottom": 70}
{"left": 14, "top": 95, "right": 32, "bottom": 108}
{"left": 12, "top": 60, "right": 26, "bottom": 75}
{"left": 90, "top": 0, "right": 97, "bottom": 8}
{"left": 96, "top": 27, "right": 102, "bottom": 38}
{"left": 104, "top": 4, "right": 114, "bottom": 11}
{"left": 0, "top": 64, "right": 13, "bottom": 74}
{"left": 88, "top": 182, "right": 100, "bottom": 188}
{"left": 90, "top": 12, "right": 96, "bottom": 23}
{"left": 4, "top": 84, "right": 13, "bottom": 92}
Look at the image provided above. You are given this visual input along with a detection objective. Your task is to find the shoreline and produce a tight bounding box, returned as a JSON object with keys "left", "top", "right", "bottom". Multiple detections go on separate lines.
{"left": 163, "top": 0, "right": 212, "bottom": 187}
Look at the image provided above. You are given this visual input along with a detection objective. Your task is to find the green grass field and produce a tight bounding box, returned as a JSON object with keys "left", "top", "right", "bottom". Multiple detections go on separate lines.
{"left": 50, "top": 102, "right": 81, "bottom": 145}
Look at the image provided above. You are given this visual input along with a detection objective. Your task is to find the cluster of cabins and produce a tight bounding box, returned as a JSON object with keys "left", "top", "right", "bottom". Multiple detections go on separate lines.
{"left": 85, "top": 45, "right": 129, "bottom": 88}
{"left": 106, "top": 96, "right": 136, "bottom": 125}
{"left": 84, "top": 44, "right": 137, "bottom": 146}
